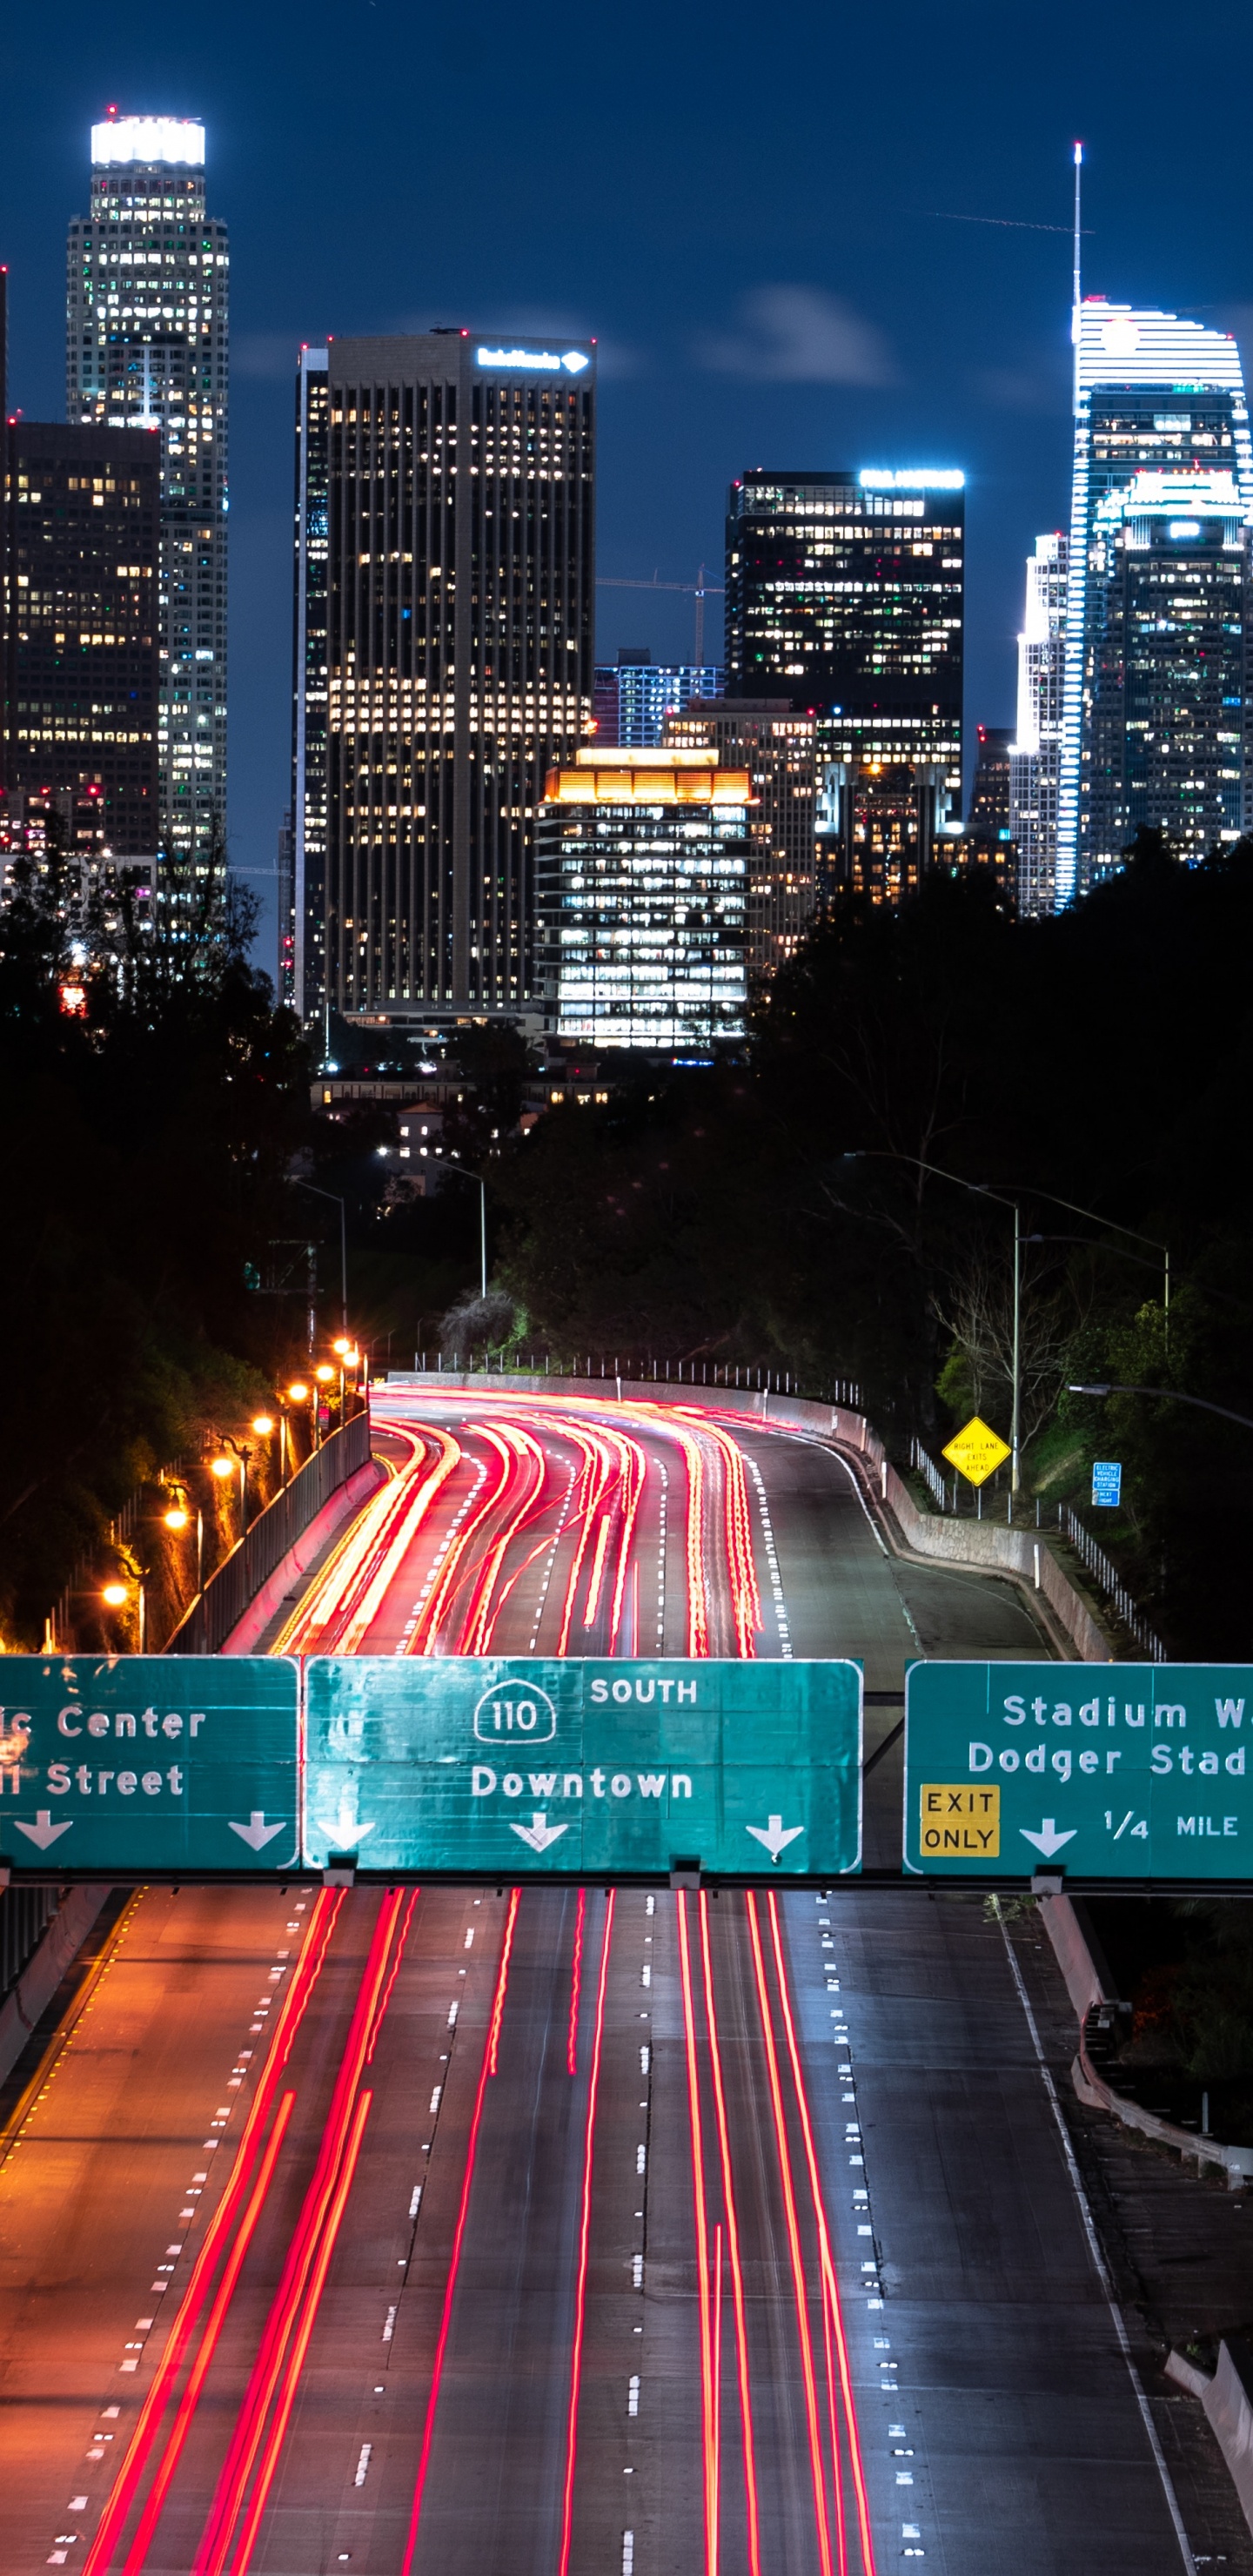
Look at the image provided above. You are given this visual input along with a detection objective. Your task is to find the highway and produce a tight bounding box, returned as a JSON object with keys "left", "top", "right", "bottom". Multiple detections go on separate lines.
{"left": 0, "top": 1391, "right": 1201, "bottom": 2573}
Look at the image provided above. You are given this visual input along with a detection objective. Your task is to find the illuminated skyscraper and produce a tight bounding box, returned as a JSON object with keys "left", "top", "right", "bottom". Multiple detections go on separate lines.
{"left": 67, "top": 113, "right": 228, "bottom": 870}
{"left": 4, "top": 420, "right": 160, "bottom": 858}
{"left": 1008, "top": 533, "right": 1068, "bottom": 917}
{"left": 1059, "top": 302, "right": 1252, "bottom": 900}
{"left": 536, "top": 746, "right": 748, "bottom": 1046}
{"left": 291, "top": 332, "right": 594, "bottom": 1031}
{"left": 725, "top": 467, "right": 963, "bottom": 903}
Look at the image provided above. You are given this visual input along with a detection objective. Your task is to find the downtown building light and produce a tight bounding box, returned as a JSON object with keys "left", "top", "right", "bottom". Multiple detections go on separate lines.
{"left": 67, "top": 112, "right": 228, "bottom": 874}
{"left": 536, "top": 748, "right": 749, "bottom": 1047}
{"left": 1058, "top": 300, "right": 1252, "bottom": 902}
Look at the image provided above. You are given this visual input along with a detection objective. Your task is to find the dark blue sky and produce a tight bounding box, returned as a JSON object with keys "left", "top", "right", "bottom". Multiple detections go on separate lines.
{"left": 5, "top": 0, "right": 1252, "bottom": 973}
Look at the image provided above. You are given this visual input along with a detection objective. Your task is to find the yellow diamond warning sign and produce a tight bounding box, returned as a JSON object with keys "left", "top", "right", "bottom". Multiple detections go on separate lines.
{"left": 941, "top": 1415, "right": 1012, "bottom": 1488}
{"left": 920, "top": 1784, "right": 1001, "bottom": 1857}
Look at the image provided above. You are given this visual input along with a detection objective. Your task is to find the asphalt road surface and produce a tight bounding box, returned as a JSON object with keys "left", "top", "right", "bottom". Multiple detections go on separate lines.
{"left": 0, "top": 1392, "right": 1198, "bottom": 2573}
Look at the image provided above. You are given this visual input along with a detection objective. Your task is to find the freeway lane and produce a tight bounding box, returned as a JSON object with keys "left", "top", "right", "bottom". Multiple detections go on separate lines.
{"left": 0, "top": 1389, "right": 1207, "bottom": 2573}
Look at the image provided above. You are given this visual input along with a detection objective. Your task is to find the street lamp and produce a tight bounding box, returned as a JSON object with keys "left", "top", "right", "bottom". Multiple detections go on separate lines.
{"left": 211, "top": 1435, "right": 251, "bottom": 1533}
{"left": 101, "top": 1575, "right": 145, "bottom": 1651}
{"left": 843, "top": 1150, "right": 1022, "bottom": 1493}
{"left": 162, "top": 1478, "right": 204, "bottom": 1593}
{"left": 438, "top": 1160, "right": 489, "bottom": 1301}
{"left": 294, "top": 1180, "right": 349, "bottom": 1335}
{"left": 1024, "top": 1191, "right": 1169, "bottom": 1338}
{"left": 1069, "top": 1381, "right": 1253, "bottom": 1433}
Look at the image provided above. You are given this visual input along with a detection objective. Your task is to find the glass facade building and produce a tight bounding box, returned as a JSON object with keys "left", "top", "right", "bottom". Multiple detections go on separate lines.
{"left": 592, "top": 652, "right": 722, "bottom": 747}
{"left": 725, "top": 467, "right": 963, "bottom": 902}
{"left": 536, "top": 747, "right": 749, "bottom": 1047}
{"left": 1008, "top": 533, "right": 1068, "bottom": 918}
{"left": 67, "top": 115, "right": 228, "bottom": 870}
{"left": 1059, "top": 301, "right": 1253, "bottom": 900}
{"left": 4, "top": 420, "right": 160, "bottom": 859}
{"left": 1084, "top": 470, "right": 1247, "bottom": 871}
{"left": 291, "top": 332, "right": 594, "bottom": 1032}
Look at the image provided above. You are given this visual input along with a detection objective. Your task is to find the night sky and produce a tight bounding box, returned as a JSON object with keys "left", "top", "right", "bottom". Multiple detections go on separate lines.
{"left": 3, "top": 0, "right": 1251, "bottom": 970}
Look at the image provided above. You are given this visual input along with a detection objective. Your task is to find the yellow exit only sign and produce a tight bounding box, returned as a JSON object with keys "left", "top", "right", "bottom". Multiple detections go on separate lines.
{"left": 920, "top": 1783, "right": 1001, "bottom": 1857}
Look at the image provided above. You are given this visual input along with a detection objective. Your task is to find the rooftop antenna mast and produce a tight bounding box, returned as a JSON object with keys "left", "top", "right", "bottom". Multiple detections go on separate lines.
{"left": 1071, "top": 142, "right": 1084, "bottom": 402}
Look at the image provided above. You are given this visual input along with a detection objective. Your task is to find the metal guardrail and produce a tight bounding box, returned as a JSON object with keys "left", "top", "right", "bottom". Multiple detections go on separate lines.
{"left": 414, "top": 1351, "right": 862, "bottom": 1405}
{"left": 1059, "top": 1502, "right": 1167, "bottom": 1660}
{"left": 168, "top": 1410, "right": 372, "bottom": 1654}
{"left": 909, "top": 1437, "right": 948, "bottom": 1508}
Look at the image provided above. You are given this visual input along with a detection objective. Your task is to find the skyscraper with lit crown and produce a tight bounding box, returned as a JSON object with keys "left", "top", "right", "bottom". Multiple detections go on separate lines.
{"left": 1059, "top": 302, "right": 1252, "bottom": 901}
{"left": 67, "top": 113, "right": 228, "bottom": 870}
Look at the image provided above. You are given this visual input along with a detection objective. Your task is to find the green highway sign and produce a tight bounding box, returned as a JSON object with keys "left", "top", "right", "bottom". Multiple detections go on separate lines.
{"left": 906, "top": 1661, "right": 1253, "bottom": 1880}
{"left": 0, "top": 1658, "right": 299, "bottom": 1873}
{"left": 304, "top": 1657, "right": 863, "bottom": 1878}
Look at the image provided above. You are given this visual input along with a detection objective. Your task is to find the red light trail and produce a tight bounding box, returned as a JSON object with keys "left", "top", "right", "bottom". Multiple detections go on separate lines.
{"left": 556, "top": 1890, "right": 615, "bottom": 2576}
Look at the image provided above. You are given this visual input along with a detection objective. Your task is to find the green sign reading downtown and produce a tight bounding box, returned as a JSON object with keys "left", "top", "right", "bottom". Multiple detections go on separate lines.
{"left": 305, "top": 1657, "right": 862, "bottom": 1878}
{"left": 0, "top": 1657, "right": 299, "bottom": 1872}
{"left": 906, "top": 1660, "right": 1253, "bottom": 1880}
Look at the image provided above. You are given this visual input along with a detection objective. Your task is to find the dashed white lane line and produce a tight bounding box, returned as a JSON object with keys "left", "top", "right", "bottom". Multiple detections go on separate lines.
{"left": 747, "top": 1455, "right": 792, "bottom": 1656}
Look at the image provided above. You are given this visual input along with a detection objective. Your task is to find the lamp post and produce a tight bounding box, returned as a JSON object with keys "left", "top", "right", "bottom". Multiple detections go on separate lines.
{"left": 843, "top": 1150, "right": 1022, "bottom": 1495}
{"left": 437, "top": 1159, "right": 489, "bottom": 1300}
{"left": 162, "top": 1479, "right": 204, "bottom": 1597}
{"left": 1024, "top": 1191, "right": 1169, "bottom": 1339}
{"left": 294, "top": 1180, "right": 349, "bottom": 1335}
{"left": 1069, "top": 1381, "right": 1253, "bottom": 1433}
{"left": 102, "top": 1576, "right": 144, "bottom": 1652}
{"left": 211, "top": 1435, "right": 252, "bottom": 1534}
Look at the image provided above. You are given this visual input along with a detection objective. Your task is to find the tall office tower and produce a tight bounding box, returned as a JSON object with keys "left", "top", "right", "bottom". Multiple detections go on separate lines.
{"left": 964, "top": 724, "right": 1014, "bottom": 882}
{"left": 725, "top": 468, "right": 963, "bottom": 904}
{"left": 592, "top": 649, "right": 722, "bottom": 747}
{"left": 1008, "top": 533, "right": 1068, "bottom": 917}
{"left": 4, "top": 421, "right": 160, "bottom": 858}
{"left": 67, "top": 113, "right": 228, "bottom": 870}
{"left": 1059, "top": 302, "right": 1252, "bottom": 902}
{"left": 291, "top": 332, "right": 594, "bottom": 1034}
{"left": 1085, "top": 470, "right": 1248, "bottom": 871}
{"left": 666, "top": 698, "right": 815, "bottom": 992}
{"left": 536, "top": 745, "right": 749, "bottom": 1046}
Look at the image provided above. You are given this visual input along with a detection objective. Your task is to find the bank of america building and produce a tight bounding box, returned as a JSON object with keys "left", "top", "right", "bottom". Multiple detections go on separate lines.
{"left": 291, "top": 332, "right": 594, "bottom": 1030}
{"left": 1060, "top": 302, "right": 1253, "bottom": 900}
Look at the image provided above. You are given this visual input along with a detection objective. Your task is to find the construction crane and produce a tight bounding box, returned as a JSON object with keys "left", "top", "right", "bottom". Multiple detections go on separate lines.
{"left": 594, "top": 565, "right": 725, "bottom": 667}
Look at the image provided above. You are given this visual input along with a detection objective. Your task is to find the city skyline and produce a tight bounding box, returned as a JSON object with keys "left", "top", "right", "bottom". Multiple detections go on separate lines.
{"left": 5, "top": 15, "right": 1253, "bottom": 956}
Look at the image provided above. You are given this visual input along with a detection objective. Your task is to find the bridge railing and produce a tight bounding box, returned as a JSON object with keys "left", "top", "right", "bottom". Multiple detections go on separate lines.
{"left": 167, "top": 1411, "right": 372, "bottom": 1655}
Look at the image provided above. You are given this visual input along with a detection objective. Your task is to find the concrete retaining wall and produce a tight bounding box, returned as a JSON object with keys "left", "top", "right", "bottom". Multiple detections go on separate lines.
{"left": 1167, "top": 2341, "right": 1253, "bottom": 2540}
{"left": 1036, "top": 1890, "right": 1253, "bottom": 2189}
{"left": 0, "top": 1883, "right": 111, "bottom": 2088}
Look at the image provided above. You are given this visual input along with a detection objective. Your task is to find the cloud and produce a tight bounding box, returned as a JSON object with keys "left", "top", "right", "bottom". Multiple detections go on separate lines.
{"left": 698, "top": 286, "right": 896, "bottom": 386}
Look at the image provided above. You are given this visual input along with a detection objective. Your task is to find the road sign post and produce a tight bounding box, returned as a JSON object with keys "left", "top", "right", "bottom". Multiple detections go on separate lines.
{"left": 304, "top": 1657, "right": 862, "bottom": 1880}
{"left": 906, "top": 1660, "right": 1253, "bottom": 1881}
{"left": 0, "top": 1658, "right": 299, "bottom": 1873}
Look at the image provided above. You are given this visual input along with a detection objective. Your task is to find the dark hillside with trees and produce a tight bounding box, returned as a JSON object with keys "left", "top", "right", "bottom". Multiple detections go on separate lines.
{"left": 492, "top": 835, "right": 1253, "bottom": 1654}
